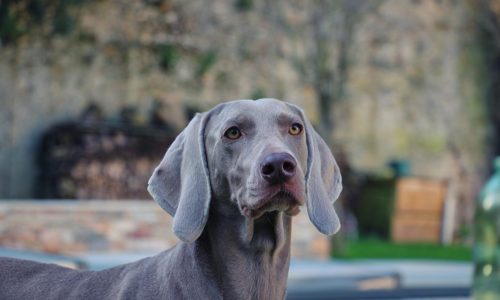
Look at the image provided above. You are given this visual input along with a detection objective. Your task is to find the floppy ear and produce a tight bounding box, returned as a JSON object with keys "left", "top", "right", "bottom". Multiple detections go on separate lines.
{"left": 147, "top": 113, "right": 211, "bottom": 243}
{"left": 294, "top": 107, "right": 342, "bottom": 235}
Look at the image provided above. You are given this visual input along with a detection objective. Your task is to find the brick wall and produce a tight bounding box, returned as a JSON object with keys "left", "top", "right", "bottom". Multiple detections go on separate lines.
{"left": 0, "top": 200, "right": 331, "bottom": 260}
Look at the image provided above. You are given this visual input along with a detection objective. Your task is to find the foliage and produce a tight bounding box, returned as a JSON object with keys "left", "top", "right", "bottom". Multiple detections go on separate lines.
{"left": 250, "top": 88, "right": 266, "bottom": 100}
{"left": 0, "top": 0, "right": 87, "bottom": 45}
{"left": 53, "top": 1, "right": 77, "bottom": 35}
{"left": 234, "top": 0, "right": 253, "bottom": 12}
{"left": 215, "top": 71, "right": 229, "bottom": 87}
{"left": 352, "top": 177, "right": 395, "bottom": 239}
{"left": 0, "top": 3, "right": 24, "bottom": 45}
{"left": 157, "top": 43, "right": 179, "bottom": 72}
{"left": 333, "top": 238, "right": 472, "bottom": 261}
{"left": 26, "top": 0, "right": 45, "bottom": 23}
{"left": 196, "top": 50, "right": 217, "bottom": 78}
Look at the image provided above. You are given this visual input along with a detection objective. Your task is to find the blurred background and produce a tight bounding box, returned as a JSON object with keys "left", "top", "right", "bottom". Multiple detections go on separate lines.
{"left": 1, "top": 0, "right": 500, "bottom": 298}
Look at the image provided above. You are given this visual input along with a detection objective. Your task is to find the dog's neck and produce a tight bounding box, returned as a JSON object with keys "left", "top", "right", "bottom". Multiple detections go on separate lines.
{"left": 195, "top": 205, "right": 292, "bottom": 299}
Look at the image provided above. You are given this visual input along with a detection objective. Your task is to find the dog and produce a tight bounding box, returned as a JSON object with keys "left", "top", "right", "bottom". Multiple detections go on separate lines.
{"left": 0, "top": 98, "right": 341, "bottom": 299}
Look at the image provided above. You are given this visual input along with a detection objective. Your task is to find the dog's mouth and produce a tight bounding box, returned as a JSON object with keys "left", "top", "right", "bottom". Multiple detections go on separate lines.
{"left": 241, "top": 188, "right": 302, "bottom": 219}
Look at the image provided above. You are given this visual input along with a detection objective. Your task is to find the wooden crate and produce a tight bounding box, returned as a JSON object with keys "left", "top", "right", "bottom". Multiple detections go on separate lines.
{"left": 391, "top": 214, "right": 442, "bottom": 242}
{"left": 391, "top": 178, "right": 447, "bottom": 243}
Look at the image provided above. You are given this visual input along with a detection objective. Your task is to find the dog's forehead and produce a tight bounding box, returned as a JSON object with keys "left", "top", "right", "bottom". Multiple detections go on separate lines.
{"left": 212, "top": 99, "right": 299, "bottom": 124}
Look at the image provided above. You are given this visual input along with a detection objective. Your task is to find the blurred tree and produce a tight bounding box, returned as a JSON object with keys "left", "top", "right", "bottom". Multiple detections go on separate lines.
{"left": 303, "top": 0, "right": 380, "bottom": 255}
{"left": 472, "top": 0, "right": 500, "bottom": 168}
{"left": 306, "top": 0, "right": 379, "bottom": 142}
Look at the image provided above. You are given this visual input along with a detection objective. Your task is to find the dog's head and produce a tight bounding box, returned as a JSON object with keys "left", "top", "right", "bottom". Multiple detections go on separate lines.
{"left": 148, "top": 99, "right": 342, "bottom": 242}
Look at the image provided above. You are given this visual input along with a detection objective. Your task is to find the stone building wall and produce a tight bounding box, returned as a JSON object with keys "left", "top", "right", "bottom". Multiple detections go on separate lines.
{"left": 0, "top": 0, "right": 489, "bottom": 232}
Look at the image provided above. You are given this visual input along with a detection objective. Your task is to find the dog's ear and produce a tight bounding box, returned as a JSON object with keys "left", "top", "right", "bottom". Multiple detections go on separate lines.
{"left": 148, "top": 113, "right": 211, "bottom": 243}
{"left": 290, "top": 105, "right": 342, "bottom": 235}
{"left": 304, "top": 128, "right": 342, "bottom": 235}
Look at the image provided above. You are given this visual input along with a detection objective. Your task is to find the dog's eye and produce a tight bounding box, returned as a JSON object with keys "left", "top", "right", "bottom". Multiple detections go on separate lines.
{"left": 289, "top": 123, "right": 303, "bottom": 135}
{"left": 224, "top": 126, "right": 242, "bottom": 140}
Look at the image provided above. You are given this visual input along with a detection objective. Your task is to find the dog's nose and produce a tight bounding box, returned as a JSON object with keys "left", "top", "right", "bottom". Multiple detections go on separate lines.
{"left": 260, "top": 153, "right": 296, "bottom": 184}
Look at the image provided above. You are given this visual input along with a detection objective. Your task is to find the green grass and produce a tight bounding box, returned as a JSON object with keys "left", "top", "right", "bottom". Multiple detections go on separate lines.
{"left": 333, "top": 239, "right": 472, "bottom": 261}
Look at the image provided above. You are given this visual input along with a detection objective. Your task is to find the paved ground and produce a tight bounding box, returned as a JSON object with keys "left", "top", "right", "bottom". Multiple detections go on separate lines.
{"left": 287, "top": 259, "right": 472, "bottom": 299}
{"left": 289, "top": 259, "right": 473, "bottom": 288}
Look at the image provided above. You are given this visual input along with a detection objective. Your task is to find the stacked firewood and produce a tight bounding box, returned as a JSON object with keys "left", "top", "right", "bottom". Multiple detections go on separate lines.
{"left": 37, "top": 119, "right": 176, "bottom": 200}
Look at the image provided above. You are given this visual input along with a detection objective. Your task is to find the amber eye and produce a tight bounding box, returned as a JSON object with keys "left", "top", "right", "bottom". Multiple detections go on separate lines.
{"left": 224, "top": 126, "right": 242, "bottom": 140}
{"left": 289, "top": 123, "right": 303, "bottom": 135}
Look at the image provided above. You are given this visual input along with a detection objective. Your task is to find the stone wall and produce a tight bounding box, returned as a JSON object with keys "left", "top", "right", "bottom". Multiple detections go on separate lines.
{"left": 0, "top": 0, "right": 490, "bottom": 233}
{"left": 0, "top": 200, "right": 331, "bottom": 259}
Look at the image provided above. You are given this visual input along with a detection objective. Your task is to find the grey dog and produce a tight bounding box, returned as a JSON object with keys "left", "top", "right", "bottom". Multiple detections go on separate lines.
{"left": 0, "top": 99, "right": 342, "bottom": 299}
